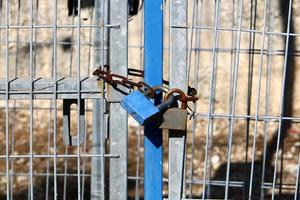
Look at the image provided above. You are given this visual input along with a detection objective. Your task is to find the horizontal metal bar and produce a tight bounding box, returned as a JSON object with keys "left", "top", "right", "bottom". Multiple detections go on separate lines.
{"left": 0, "top": 40, "right": 143, "bottom": 50}
{"left": 163, "top": 199, "right": 213, "bottom": 200}
{"left": 194, "top": 112, "right": 300, "bottom": 123}
{"left": 0, "top": 154, "right": 119, "bottom": 159}
{"left": 171, "top": 24, "right": 300, "bottom": 37}
{"left": 163, "top": 199, "right": 203, "bottom": 200}
{"left": 0, "top": 106, "right": 94, "bottom": 111}
{"left": 0, "top": 77, "right": 102, "bottom": 99}
{"left": 0, "top": 24, "right": 120, "bottom": 29}
{"left": 189, "top": 47, "right": 300, "bottom": 57}
{"left": 128, "top": 176, "right": 297, "bottom": 190}
{"left": 188, "top": 180, "right": 297, "bottom": 191}
{"left": 0, "top": 172, "right": 94, "bottom": 177}
{"left": 127, "top": 176, "right": 243, "bottom": 187}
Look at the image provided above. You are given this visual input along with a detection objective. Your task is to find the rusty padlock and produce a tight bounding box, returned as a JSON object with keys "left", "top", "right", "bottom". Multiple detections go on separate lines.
{"left": 159, "top": 88, "right": 188, "bottom": 131}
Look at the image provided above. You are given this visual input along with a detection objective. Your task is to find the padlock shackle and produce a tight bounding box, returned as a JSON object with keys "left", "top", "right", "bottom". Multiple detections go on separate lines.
{"left": 143, "top": 85, "right": 170, "bottom": 97}
{"left": 137, "top": 81, "right": 152, "bottom": 92}
{"left": 156, "top": 94, "right": 175, "bottom": 111}
{"left": 164, "top": 88, "right": 187, "bottom": 109}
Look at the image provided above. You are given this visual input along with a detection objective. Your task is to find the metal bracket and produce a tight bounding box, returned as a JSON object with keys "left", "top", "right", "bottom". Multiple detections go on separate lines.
{"left": 63, "top": 99, "right": 85, "bottom": 146}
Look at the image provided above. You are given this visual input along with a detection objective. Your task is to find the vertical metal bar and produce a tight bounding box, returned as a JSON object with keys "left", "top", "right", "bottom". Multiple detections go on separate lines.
{"left": 68, "top": 14, "right": 75, "bottom": 76}
{"left": 91, "top": 0, "right": 108, "bottom": 199}
{"left": 109, "top": 0, "right": 128, "bottom": 199}
{"left": 33, "top": 0, "right": 39, "bottom": 77}
{"left": 91, "top": 99, "right": 107, "bottom": 200}
{"left": 29, "top": 0, "right": 34, "bottom": 198}
{"left": 64, "top": 1, "right": 76, "bottom": 196}
{"left": 15, "top": 0, "right": 21, "bottom": 77}
{"left": 52, "top": 0, "right": 58, "bottom": 199}
{"left": 135, "top": 126, "right": 142, "bottom": 200}
{"left": 86, "top": 3, "right": 94, "bottom": 77}
{"left": 245, "top": 0, "right": 257, "bottom": 168}
{"left": 5, "top": 0, "right": 10, "bottom": 199}
{"left": 94, "top": 0, "right": 109, "bottom": 68}
{"left": 224, "top": 0, "right": 244, "bottom": 199}
{"left": 271, "top": 0, "right": 293, "bottom": 199}
{"left": 227, "top": 2, "right": 237, "bottom": 198}
{"left": 77, "top": 0, "right": 82, "bottom": 199}
{"left": 63, "top": 146, "right": 69, "bottom": 200}
{"left": 187, "top": 0, "right": 198, "bottom": 197}
{"left": 10, "top": 105, "right": 15, "bottom": 200}
{"left": 248, "top": 0, "right": 268, "bottom": 198}
{"left": 109, "top": 104, "right": 127, "bottom": 200}
{"left": 294, "top": 153, "right": 300, "bottom": 200}
{"left": 202, "top": 1, "right": 221, "bottom": 199}
{"left": 229, "top": 0, "right": 237, "bottom": 133}
{"left": 188, "top": 1, "right": 202, "bottom": 197}
{"left": 187, "top": 6, "right": 196, "bottom": 197}
{"left": 81, "top": 106, "right": 88, "bottom": 200}
{"left": 135, "top": 8, "right": 144, "bottom": 200}
{"left": 45, "top": 105, "right": 52, "bottom": 200}
{"left": 168, "top": 0, "right": 188, "bottom": 199}
{"left": 144, "top": 0, "right": 163, "bottom": 199}
{"left": 260, "top": 1, "right": 274, "bottom": 199}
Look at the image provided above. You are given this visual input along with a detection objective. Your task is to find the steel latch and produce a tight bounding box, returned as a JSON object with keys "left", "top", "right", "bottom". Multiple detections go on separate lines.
{"left": 63, "top": 99, "right": 85, "bottom": 146}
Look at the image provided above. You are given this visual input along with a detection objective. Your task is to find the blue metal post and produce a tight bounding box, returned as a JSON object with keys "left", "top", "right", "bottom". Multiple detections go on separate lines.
{"left": 144, "top": 0, "right": 163, "bottom": 199}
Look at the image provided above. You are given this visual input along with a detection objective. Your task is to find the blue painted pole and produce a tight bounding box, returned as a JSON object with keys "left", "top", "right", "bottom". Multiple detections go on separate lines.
{"left": 144, "top": 0, "right": 163, "bottom": 199}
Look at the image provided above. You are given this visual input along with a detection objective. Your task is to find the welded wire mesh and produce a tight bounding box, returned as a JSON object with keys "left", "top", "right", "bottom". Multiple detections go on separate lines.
{"left": 183, "top": 0, "right": 300, "bottom": 199}
{"left": 0, "top": 0, "right": 299, "bottom": 200}
{"left": 0, "top": 0, "right": 111, "bottom": 199}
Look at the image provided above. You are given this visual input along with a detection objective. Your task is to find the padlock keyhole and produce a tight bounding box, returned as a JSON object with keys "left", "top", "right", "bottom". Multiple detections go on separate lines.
{"left": 70, "top": 103, "right": 78, "bottom": 137}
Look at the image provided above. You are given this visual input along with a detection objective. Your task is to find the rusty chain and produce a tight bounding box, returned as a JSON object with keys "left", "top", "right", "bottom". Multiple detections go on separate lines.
{"left": 93, "top": 67, "right": 198, "bottom": 103}
{"left": 93, "top": 68, "right": 151, "bottom": 90}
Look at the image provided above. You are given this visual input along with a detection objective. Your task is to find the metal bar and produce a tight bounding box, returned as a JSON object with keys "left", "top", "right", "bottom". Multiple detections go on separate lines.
{"left": 91, "top": 99, "right": 107, "bottom": 199}
{"left": 3, "top": 37, "right": 300, "bottom": 56}
{"left": 28, "top": 0, "right": 34, "bottom": 198}
{"left": 91, "top": 0, "right": 109, "bottom": 199}
{"left": 224, "top": 0, "right": 244, "bottom": 199}
{"left": 0, "top": 24, "right": 120, "bottom": 29}
{"left": 168, "top": 0, "right": 188, "bottom": 199}
{"left": 294, "top": 153, "right": 300, "bottom": 200}
{"left": 248, "top": 0, "right": 268, "bottom": 198}
{"left": 76, "top": 0, "right": 82, "bottom": 199}
{"left": 144, "top": 0, "right": 164, "bottom": 199}
{"left": 188, "top": 0, "right": 202, "bottom": 197}
{"left": 271, "top": 0, "right": 293, "bottom": 199}
{"left": 5, "top": 0, "right": 10, "bottom": 199}
{"left": 33, "top": 0, "right": 39, "bottom": 77}
{"left": 260, "top": 1, "right": 274, "bottom": 199}
{"left": 226, "top": 2, "right": 237, "bottom": 199}
{"left": 0, "top": 154, "right": 119, "bottom": 159}
{"left": 45, "top": 102, "right": 52, "bottom": 200}
{"left": 202, "top": 1, "right": 221, "bottom": 199}
{"left": 134, "top": 6, "right": 145, "bottom": 200}
{"left": 52, "top": 0, "right": 58, "bottom": 199}
{"left": 0, "top": 78, "right": 101, "bottom": 99}
{"left": 109, "top": 0, "right": 128, "bottom": 199}
{"left": 187, "top": 0, "right": 195, "bottom": 196}
{"left": 193, "top": 113, "right": 300, "bottom": 122}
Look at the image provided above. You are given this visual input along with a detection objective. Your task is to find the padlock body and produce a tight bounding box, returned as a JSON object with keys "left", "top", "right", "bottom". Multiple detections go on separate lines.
{"left": 121, "top": 90, "right": 160, "bottom": 125}
{"left": 159, "top": 108, "right": 187, "bottom": 130}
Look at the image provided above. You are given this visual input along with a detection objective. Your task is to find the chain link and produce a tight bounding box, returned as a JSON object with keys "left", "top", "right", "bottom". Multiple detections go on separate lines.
{"left": 93, "top": 67, "right": 198, "bottom": 103}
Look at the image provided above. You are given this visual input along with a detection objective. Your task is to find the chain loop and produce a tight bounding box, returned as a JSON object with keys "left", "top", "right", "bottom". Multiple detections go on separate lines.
{"left": 93, "top": 68, "right": 198, "bottom": 102}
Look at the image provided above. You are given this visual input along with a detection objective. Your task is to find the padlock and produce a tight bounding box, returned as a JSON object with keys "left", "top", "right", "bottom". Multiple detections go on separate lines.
{"left": 120, "top": 86, "right": 174, "bottom": 125}
{"left": 159, "top": 88, "right": 188, "bottom": 131}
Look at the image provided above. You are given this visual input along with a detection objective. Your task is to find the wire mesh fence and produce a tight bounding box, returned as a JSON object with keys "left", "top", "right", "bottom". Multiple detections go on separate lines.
{"left": 0, "top": 0, "right": 299, "bottom": 199}
{"left": 184, "top": 0, "right": 300, "bottom": 199}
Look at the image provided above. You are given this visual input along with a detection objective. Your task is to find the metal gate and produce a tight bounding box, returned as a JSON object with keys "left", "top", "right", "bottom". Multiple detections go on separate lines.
{"left": 0, "top": 0, "right": 299, "bottom": 199}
